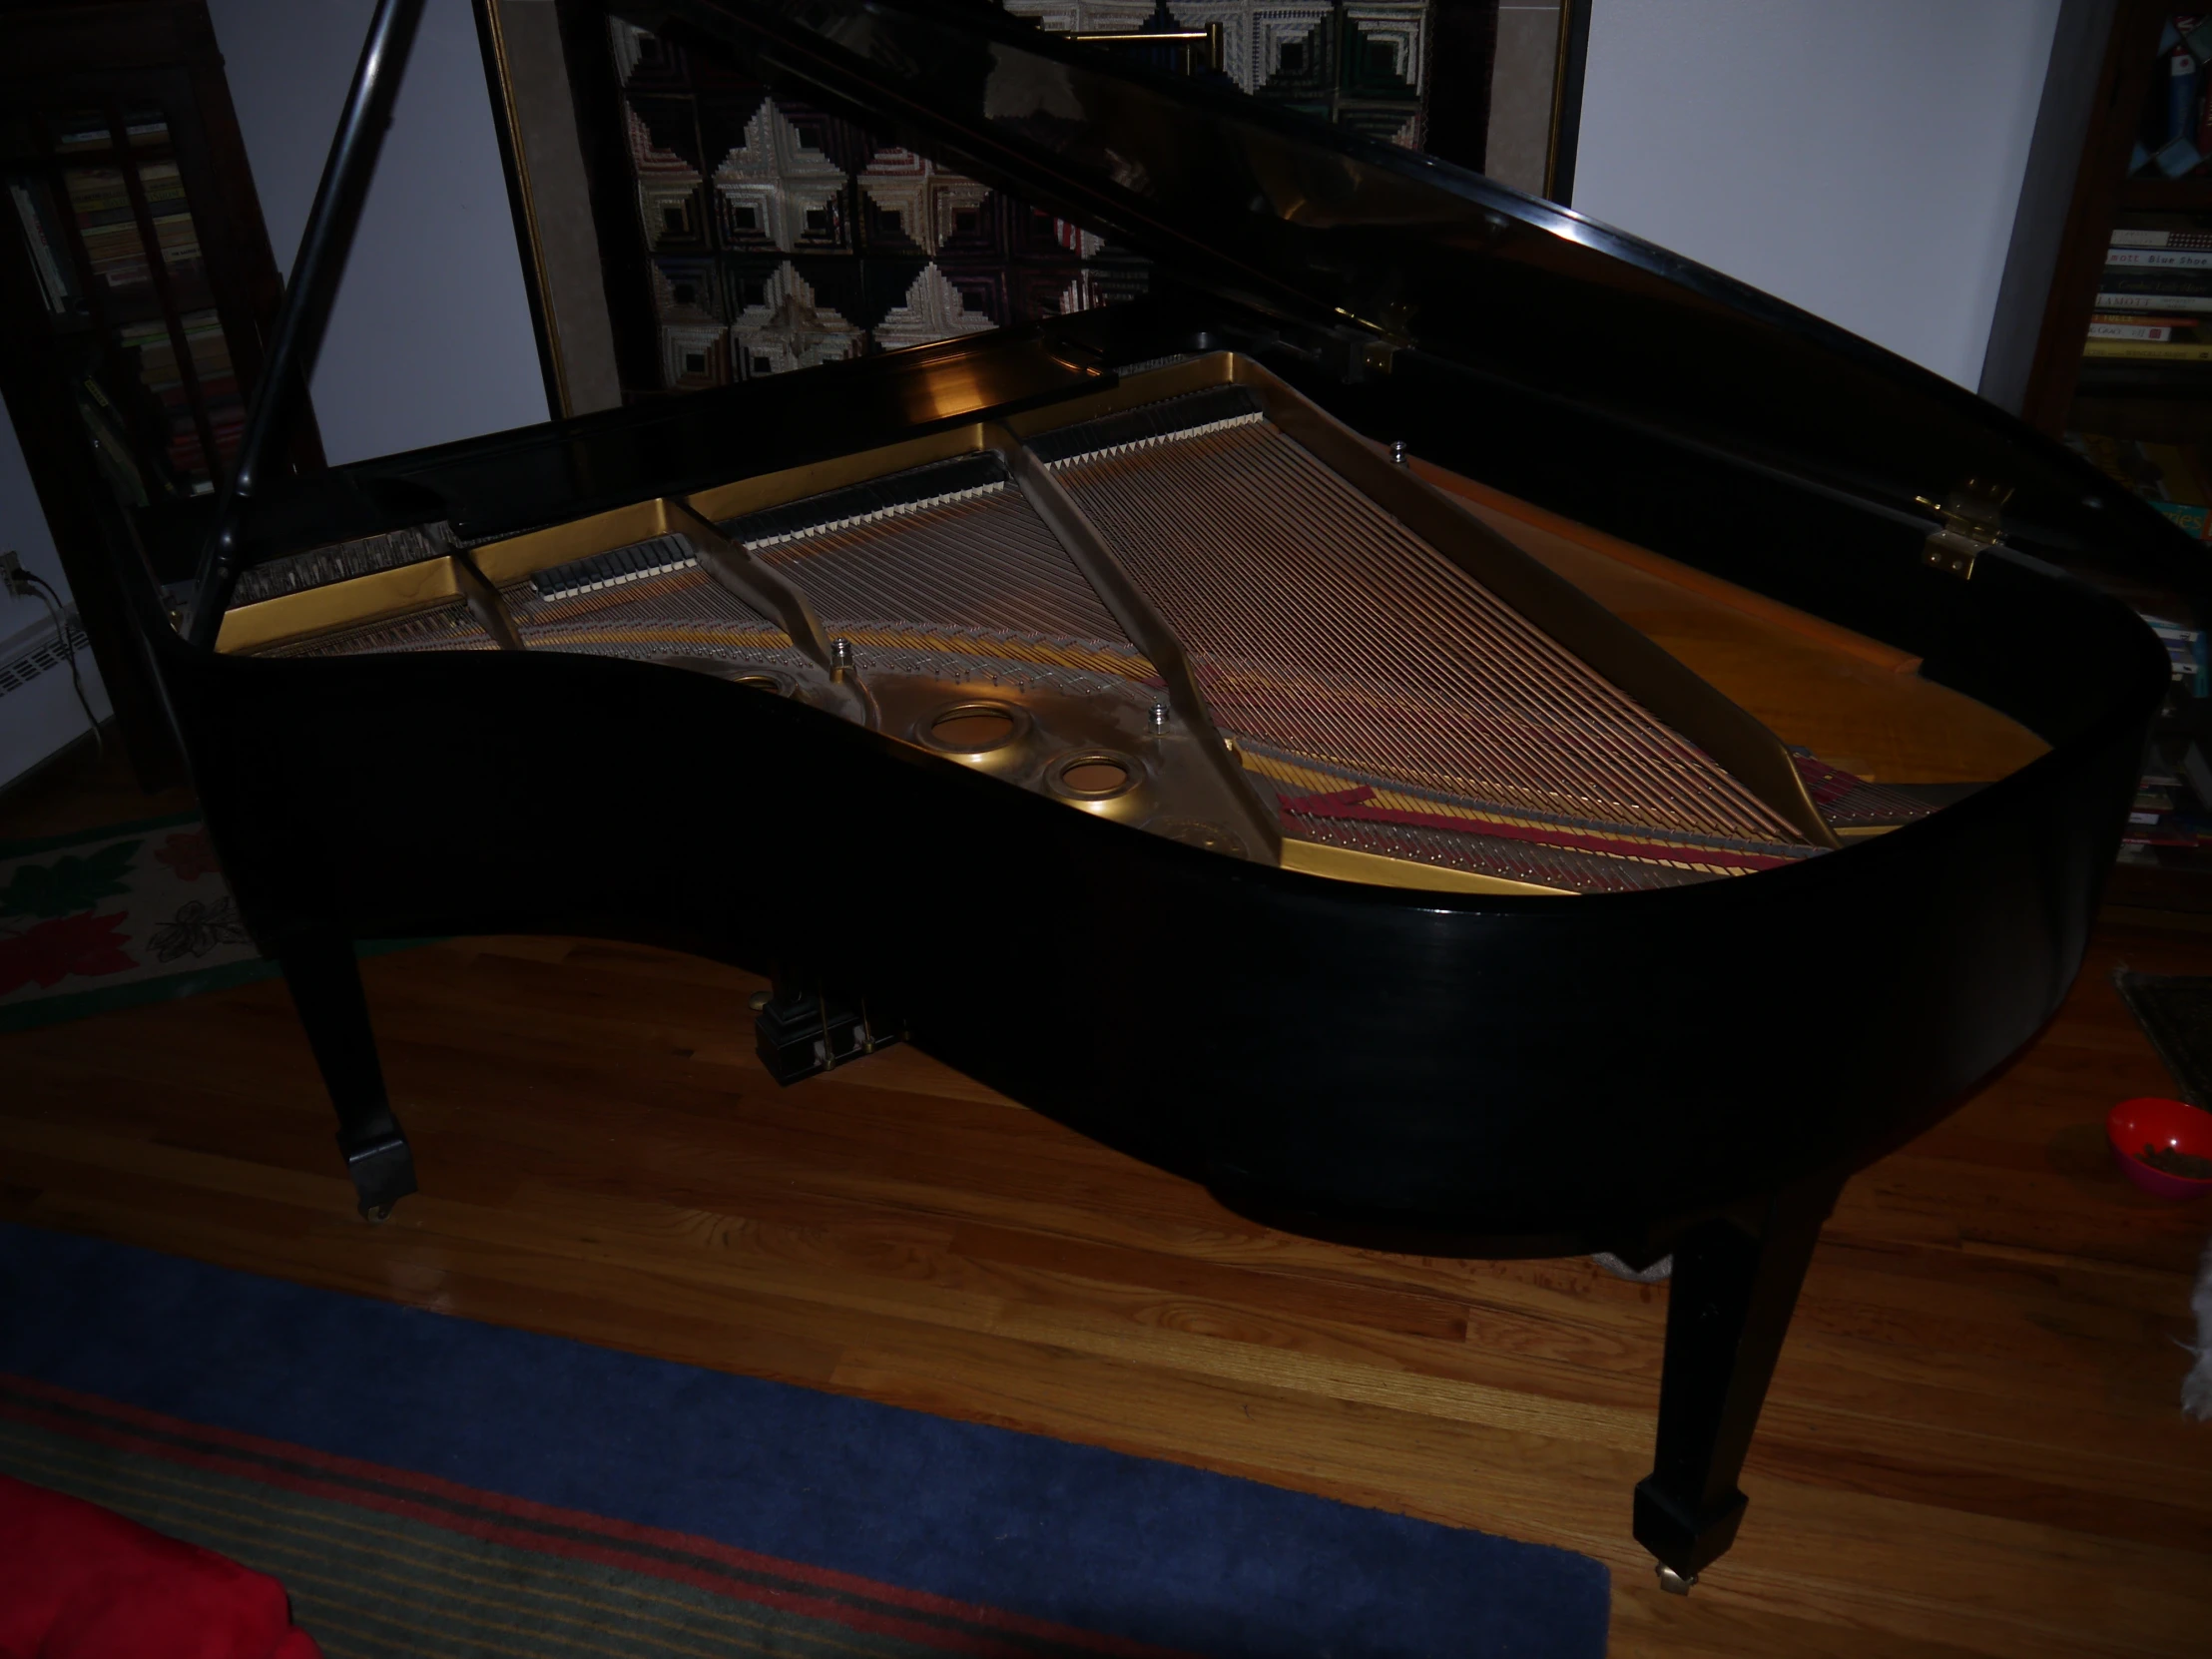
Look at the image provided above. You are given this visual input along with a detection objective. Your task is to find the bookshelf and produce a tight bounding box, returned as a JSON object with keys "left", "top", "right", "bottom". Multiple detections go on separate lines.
{"left": 0, "top": 1, "right": 307, "bottom": 783}
{"left": 2023, "top": 5, "right": 2212, "bottom": 909}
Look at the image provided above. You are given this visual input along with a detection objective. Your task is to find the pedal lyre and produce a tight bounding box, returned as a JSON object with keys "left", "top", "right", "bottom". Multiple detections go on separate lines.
{"left": 753, "top": 986, "right": 900, "bottom": 1084}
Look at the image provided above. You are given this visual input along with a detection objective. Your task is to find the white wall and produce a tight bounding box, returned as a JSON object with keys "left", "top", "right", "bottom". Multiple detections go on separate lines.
{"left": 1572, "top": 0, "right": 2063, "bottom": 388}
{"left": 208, "top": 0, "right": 549, "bottom": 463}
{"left": 0, "top": 410, "right": 67, "bottom": 613}
{"left": 0, "top": 412, "right": 110, "bottom": 787}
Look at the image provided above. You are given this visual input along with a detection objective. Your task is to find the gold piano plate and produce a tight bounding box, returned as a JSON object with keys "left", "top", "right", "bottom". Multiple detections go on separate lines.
{"left": 217, "top": 354, "right": 2045, "bottom": 896}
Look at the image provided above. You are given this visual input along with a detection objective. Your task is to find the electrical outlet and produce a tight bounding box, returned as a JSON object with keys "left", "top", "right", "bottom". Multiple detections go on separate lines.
{"left": 0, "top": 550, "right": 22, "bottom": 597}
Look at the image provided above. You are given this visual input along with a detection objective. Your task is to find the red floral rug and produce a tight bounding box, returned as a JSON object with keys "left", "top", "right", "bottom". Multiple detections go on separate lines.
{"left": 0, "top": 814, "right": 277, "bottom": 1033}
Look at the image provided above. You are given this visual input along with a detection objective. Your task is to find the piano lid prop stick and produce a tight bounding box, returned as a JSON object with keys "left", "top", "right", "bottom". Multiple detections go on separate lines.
{"left": 188, "top": 0, "right": 430, "bottom": 651}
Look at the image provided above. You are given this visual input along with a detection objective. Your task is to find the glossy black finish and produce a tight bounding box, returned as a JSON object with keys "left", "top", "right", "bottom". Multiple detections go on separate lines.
{"left": 1633, "top": 1176, "right": 1844, "bottom": 1577}
{"left": 110, "top": 0, "right": 2180, "bottom": 1579}
{"left": 275, "top": 932, "right": 416, "bottom": 1221}
{"left": 136, "top": 320, "right": 1117, "bottom": 583}
{"left": 156, "top": 567, "right": 2146, "bottom": 1235}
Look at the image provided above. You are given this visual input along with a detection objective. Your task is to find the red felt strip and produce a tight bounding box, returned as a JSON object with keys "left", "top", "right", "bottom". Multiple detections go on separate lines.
{"left": 1789, "top": 755, "right": 1861, "bottom": 807}
{"left": 1278, "top": 786, "right": 1797, "bottom": 872}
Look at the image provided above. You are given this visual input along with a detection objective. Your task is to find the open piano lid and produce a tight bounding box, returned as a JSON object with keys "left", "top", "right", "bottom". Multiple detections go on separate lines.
{"left": 184, "top": 0, "right": 2193, "bottom": 825}
{"left": 624, "top": 0, "right": 2188, "bottom": 595}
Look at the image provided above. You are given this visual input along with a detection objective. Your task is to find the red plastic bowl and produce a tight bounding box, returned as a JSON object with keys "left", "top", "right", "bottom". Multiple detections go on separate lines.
{"left": 2106, "top": 1097, "right": 2212, "bottom": 1200}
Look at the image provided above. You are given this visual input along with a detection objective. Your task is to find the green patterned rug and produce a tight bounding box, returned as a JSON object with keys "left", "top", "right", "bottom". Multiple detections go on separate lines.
{"left": 0, "top": 814, "right": 274, "bottom": 1032}
{"left": 0, "top": 814, "right": 416, "bottom": 1033}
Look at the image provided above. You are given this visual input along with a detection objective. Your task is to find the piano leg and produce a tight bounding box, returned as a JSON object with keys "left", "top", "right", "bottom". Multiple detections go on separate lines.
{"left": 276, "top": 933, "right": 417, "bottom": 1221}
{"left": 1632, "top": 1170, "right": 1845, "bottom": 1589}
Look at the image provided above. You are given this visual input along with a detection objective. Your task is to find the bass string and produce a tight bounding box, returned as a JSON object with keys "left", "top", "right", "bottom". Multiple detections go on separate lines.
{"left": 1058, "top": 421, "right": 1798, "bottom": 842}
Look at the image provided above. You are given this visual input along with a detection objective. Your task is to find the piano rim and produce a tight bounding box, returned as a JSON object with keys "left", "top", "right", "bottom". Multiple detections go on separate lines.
{"left": 124, "top": 315, "right": 2171, "bottom": 1230}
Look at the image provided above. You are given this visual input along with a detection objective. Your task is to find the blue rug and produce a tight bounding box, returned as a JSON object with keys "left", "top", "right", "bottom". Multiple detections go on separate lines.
{"left": 0, "top": 1224, "right": 1609, "bottom": 1656}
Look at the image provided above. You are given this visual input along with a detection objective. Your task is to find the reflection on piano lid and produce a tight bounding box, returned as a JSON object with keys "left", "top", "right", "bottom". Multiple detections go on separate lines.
{"left": 216, "top": 352, "right": 1922, "bottom": 896}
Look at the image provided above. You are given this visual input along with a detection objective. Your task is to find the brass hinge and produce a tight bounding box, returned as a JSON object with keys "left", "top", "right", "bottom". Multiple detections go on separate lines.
{"left": 1916, "top": 478, "right": 2012, "bottom": 580}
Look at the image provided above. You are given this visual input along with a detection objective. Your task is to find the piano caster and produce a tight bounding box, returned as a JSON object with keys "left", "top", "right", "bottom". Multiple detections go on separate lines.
{"left": 1654, "top": 1565, "right": 1697, "bottom": 1596}
{"left": 754, "top": 984, "right": 901, "bottom": 1084}
{"left": 342, "top": 1131, "right": 417, "bottom": 1223}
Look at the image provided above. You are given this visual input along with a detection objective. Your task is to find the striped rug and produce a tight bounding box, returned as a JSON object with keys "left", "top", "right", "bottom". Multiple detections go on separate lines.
{"left": 0, "top": 1222, "right": 1609, "bottom": 1658}
{"left": 0, "top": 1376, "right": 1166, "bottom": 1658}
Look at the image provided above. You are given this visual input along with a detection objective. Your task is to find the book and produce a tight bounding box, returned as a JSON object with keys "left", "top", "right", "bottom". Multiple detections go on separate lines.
{"left": 2167, "top": 41, "right": 2203, "bottom": 152}
{"left": 2152, "top": 499, "right": 2211, "bottom": 537}
{"left": 2064, "top": 434, "right": 2212, "bottom": 535}
{"left": 2121, "top": 808, "right": 2204, "bottom": 838}
{"left": 2090, "top": 318, "right": 2190, "bottom": 340}
{"left": 2106, "top": 248, "right": 2212, "bottom": 269}
{"left": 2185, "top": 743, "right": 2212, "bottom": 809}
{"left": 2121, "top": 829, "right": 2202, "bottom": 847}
{"left": 2095, "top": 289, "right": 2212, "bottom": 311}
{"left": 2083, "top": 338, "right": 2212, "bottom": 359}
{"left": 7, "top": 182, "right": 71, "bottom": 313}
{"left": 2153, "top": 135, "right": 2206, "bottom": 178}
{"left": 2112, "top": 229, "right": 2212, "bottom": 248}
{"left": 2102, "top": 252, "right": 2212, "bottom": 273}
{"left": 2093, "top": 267, "right": 2212, "bottom": 293}
{"left": 2144, "top": 613, "right": 2212, "bottom": 696}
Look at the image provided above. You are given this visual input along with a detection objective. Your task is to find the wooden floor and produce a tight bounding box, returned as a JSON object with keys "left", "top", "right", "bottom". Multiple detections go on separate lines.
{"left": 5, "top": 745, "right": 2212, "bottom": 1656}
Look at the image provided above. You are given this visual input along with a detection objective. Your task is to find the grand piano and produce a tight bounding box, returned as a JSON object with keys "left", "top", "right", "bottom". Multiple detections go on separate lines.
{"left": 90, "top": 0, "right": 2188, "bottom": 1592}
